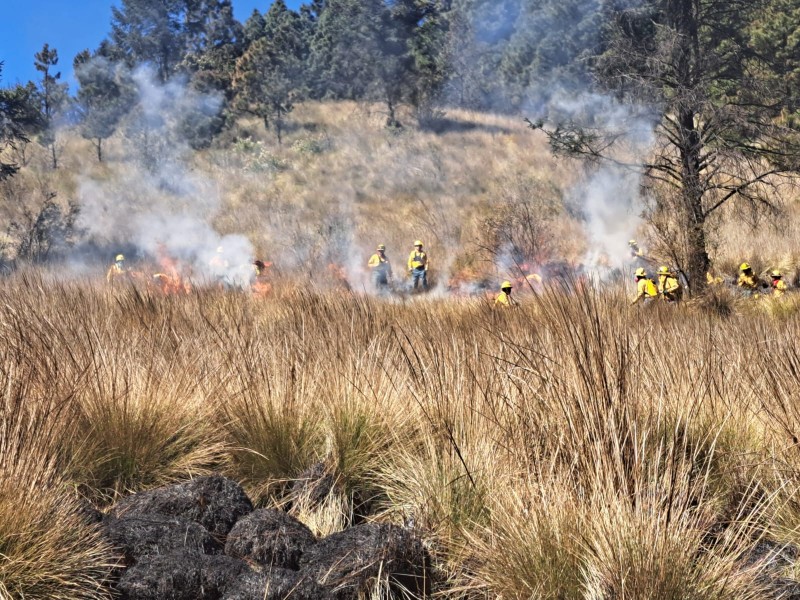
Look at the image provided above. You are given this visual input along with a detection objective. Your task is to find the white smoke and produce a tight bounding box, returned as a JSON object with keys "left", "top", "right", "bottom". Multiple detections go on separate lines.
{"left": 77, "top": 66, "right": 255, "bottom": 287}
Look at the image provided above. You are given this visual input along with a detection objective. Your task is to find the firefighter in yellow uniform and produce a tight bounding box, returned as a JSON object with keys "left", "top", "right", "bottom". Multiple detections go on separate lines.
{"left": 737, "top": 262, "right": 762, "bottom": 294}
{"left": 407, "top": 240, "right": 429, "bottom": 291}
{"left": 629, "top": 240, "right": 643, "bottom": 260}
{"left": 631, "top": 267, "right": 658, "bottom": 305}
{"left": 770, "top": 270, "right": 787, "bottom": 298}
{"left": 657, "top": 266, "right": 683, "bottom": 302}
{"left": 368, "top": 244, "right": 393, "bottom": 290}
{"left": 106, "top": 254, "right": 127, "bottom": 283}
{"left": 495, "top": 281, "right": 516, "bottom": 307}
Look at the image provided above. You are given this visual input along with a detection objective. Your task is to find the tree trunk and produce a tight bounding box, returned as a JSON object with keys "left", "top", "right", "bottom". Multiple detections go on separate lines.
{"left": 672, "top": 0, "right": 708, "bottom": 295}
{"left": 50, "top": 142, "right": 58, "bottom": 170}
{"left": 679, "top": 108, "right": 709, "bottom": 295}
{"left": 94, "top": 138, "right": 103, "bottom": 163}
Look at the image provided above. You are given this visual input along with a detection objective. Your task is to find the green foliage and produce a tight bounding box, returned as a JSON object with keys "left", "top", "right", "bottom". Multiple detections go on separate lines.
{"left": 0, "top": 64, "right": 42, "bottom": 180}
{"left": 8, "top": 193, "right": 79, "bottom": 263}
{"left": 233, "top": 0, "right": 308, "bottom": 143}
{"left": 33, "top": 44, "right": 70, "bottom": 168}
{"left": 74, "top": 51, "right": 136, "bottom": 161}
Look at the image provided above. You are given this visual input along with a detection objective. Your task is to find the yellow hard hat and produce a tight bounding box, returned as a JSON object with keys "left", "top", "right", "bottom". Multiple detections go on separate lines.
{"left": 772, "top": 269, "right": 782, "bottom": 278}
{"left": 628, "top": 239, "right": 638, "bottom": 246}
{"left": 658, "top": 266, "right": 670, "bottom": 275}
{"left": 740, "top": 262, "right": 751, "bottom": 271}
{"left": 501, "top": 281, "right": 513, "bottom": 290}
{"left": 115, "top": 254, "right": 125, "bottom": 262}
{"left": 635, "top": 267, "right": 647, "bottom": 278}
{"left": 414, "top": 240, "right": 423, "bottom": 247}
{"left": 377, "top": 244, "right": 386, "bottom": 251}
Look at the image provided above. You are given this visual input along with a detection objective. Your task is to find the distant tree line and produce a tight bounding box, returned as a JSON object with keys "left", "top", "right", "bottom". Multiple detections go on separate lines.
{"left": 0, "top": 0, "right": 647, "bottom": 157}
{"left": 4, "top": 0, "right": 800, "bottom": 289}
{"left": 2, "top": 0, "right": 799, "bottom": 154}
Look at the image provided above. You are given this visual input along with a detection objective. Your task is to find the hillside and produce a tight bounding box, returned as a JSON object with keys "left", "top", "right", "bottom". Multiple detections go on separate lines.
{"left": 2, "top": 101, "right": 798, "bottom": 292}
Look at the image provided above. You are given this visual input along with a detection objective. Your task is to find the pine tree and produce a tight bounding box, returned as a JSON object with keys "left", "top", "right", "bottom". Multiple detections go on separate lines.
{"left": 233, "top": 0, "right": 308, "bottom": 144}
{"left": 0, "top": 63, "right": 43, "bottom": 180}
{"left": 110, "top": 0, "right": 188, "bottom": 82}
{"left": 74, "top": 50, "right": 136, "bottom": 162}
{"left": 532, "top": 0, "right": 800, "bottom": 292}
{"left": 33, "top": 44, "right": 70, "bottom": 169}
{"left": 242, "top": 9, "right": 267, "bottom": 45}
{"left": 182, "top": 0, "right": 244, "bottom": 96}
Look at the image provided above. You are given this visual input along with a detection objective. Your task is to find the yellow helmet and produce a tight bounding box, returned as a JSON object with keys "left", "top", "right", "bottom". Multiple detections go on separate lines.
{"left": 628, "top": 239, "right": 638, "bottom": 247}
{"left": 772, "top": 269, "right": 782, "bottom": 278}
{"left": 115, "top": 254, "right": 125, "bottom": 262}
{"left": 501, "top": 280, "right": 513, "bottom": 290}
{"left": 377, "top": 244, "right": 386, "bottom": 251}
{"left": 740, "top": 262, "right": 751, "bottom": 271}
{"left": 658, "top": 266, "right": 670, "bottom": 275}
{"left": 635, "top": 267, "right": 647, "bottom": 278}
{"left": 414, "top": 240, "right": 423, "bottom": 247}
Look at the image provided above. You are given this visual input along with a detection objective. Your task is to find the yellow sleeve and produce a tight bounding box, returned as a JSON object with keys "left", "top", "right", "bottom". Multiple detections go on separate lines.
{"left": 368, "top": 254, "right": 379, "bottom": 268}
{"left": 407, "top": 252, "right": 414, "bottom": 271}
{"left": 666, "top": 278, "right": 679, "bottom": 293}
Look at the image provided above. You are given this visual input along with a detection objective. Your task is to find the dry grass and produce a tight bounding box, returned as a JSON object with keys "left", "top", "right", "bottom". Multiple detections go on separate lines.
{"left": 5, "top": 102, "right": 800, "bottom": 597}
{"left": 0, "top": 273, "right": 799, "bottom": 597}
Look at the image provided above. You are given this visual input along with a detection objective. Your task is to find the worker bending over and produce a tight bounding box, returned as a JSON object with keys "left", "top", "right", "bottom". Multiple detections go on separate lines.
{"left": 737, "top": 263, "right": 763, "bottom": 294}
{"left": 632, "top": 268, "right": 658, "bottom": 305}
{"left": 770, "top": 270, "right": 787, "bottom": 298}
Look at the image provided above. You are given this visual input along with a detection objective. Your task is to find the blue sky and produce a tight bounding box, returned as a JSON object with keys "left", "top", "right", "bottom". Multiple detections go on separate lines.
{"left": 0, "top": 0, "right": 303, "bottom": 88}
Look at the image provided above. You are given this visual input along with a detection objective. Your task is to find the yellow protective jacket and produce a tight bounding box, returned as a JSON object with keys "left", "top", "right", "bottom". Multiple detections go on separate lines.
{"left": 658, "top": 275, "right": 682, "bottom": 301}
{"left": 495, "top": 291, "right": 514, "bottom": 307}
{"left": 368, "top": 253, "right": 392, "bottom": 275}
{"left": 632, "top": 278, "right": 658, "bottom": 304}
{"left": 737, "top": 272, "right": 761, "bottom": 290}
{"left": 408, "top": 250, "right": 428, "bottom": 272}
{"left": 106, "top": 263, "right": 125, "bottom": 283}
{"left": 772, "top": 279, "right": 787, "bottom": 298}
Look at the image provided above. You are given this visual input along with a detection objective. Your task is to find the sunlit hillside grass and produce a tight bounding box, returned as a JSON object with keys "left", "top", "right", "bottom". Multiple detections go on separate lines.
{"left": 3, "top": 101, "right": 799, "bottom": 287}
{"left": 2, "top": 273, "right": 800, "bottom": 597}
{"left": 4, "top": 102, "right": 800, "bottom": 598}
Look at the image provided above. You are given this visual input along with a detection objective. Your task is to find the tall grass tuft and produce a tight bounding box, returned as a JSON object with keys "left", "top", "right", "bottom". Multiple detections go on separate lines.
{"left": 0, "top": 368, "right": 116, "bottom": 598}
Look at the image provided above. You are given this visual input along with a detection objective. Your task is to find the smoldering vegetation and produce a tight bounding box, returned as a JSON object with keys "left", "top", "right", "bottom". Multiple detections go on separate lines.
{"left": 2, "top": 274, "right": 800, "bottom": 597}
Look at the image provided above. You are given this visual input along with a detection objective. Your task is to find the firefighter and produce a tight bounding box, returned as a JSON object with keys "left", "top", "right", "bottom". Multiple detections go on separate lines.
{"left": 706, "top": 271, "right": 724, "bottom": 286}
{"left": 252, "top": 260, "right": 273, "bottom": 297}
{"left": 629, "top": 240, "right": 644, "bottom": 260}
{"left": 631, "top": 267, "right": 658, "bottom": 305}
{"left": 407, "top": 240, "right": 429, "bottom": 291}
{"left": 107, "top": 254, "right": 127, "bottom": 283}
{"left": 737, "top": 262, "right": 762, "bottom": 293}
{"left": 495, "top": 281, "right": 516, "bottom": 307}
{"left": 629, "top": 239, "right": 651, "bottom": 269}
{"left": 368, "top": 244, "right": 393, "bottom": 290}
{"left": 657, "top": 266, "right": 683, "bottom": 302}
{"left": 770, "top": 270, "right": 787, "bottom": 298}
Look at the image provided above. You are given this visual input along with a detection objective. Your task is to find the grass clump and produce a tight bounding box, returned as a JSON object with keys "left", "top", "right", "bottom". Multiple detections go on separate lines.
{"left": 0, "top": 378, "right": 116, "bottom": 598}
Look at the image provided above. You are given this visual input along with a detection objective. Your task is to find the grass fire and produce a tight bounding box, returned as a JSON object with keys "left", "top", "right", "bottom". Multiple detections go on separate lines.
{"left": 4, "top": 0, "right": 800, "bottom": 596}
